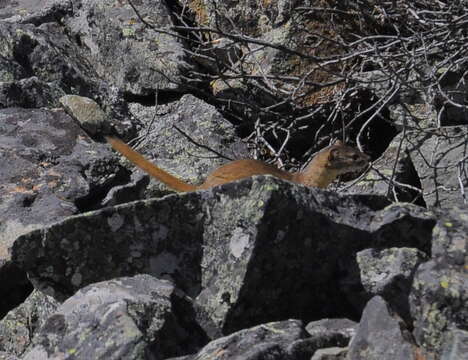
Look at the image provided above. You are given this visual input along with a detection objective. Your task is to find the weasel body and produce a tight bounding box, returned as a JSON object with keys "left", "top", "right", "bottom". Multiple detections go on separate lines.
{"left": 106, "top": 136, "right": 370, "bottom": 192}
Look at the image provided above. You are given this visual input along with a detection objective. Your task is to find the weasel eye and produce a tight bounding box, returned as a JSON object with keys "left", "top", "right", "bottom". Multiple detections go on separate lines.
{"left": 352, "top": 154, "right": 360, "bottom": 161}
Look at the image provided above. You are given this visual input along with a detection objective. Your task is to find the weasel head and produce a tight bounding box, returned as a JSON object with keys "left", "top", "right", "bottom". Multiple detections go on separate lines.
{"left": 325, "top": 140, "right": 371, "bottom": 175}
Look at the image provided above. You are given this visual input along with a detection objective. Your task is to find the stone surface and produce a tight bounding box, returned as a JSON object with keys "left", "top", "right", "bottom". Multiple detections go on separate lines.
{"left": 312, "top": 347, "right": 348, "bottom": 360}
{"left": 0, "top": 290, "right": 59, "bottom": 357}
{"left": 431, "top": 206, "right": 468, "bottom": 267}
{"left": 410, "top": 260, "right": 467, "bottom": 357}
{"left": 357, "top": 247, "right": 427, "bottom": 322}
{"left": 11, "top": 176, "right": 435, "bottom": 338}
{"left": 21, "top": 275, "right": 208, "bottom": 360}
{"left": 352, "top": 126, "right": 468, "bottom": 208}
{"left": 306, "top": 318, "right": 357, "bottom": 346}
{"left": 440, "top": 329, "right": 468, "bottom": 360}
{"left": 65, "top": 0, "right": 193, "bottom": 95}
{"left": 346, "top": 296, "right": 418, "bottom": 360}
{"left": 59, "top": 95, "right": 108, "bottom": 136}
{"left": 0, "top": 108, "right": 122, "bottom": 258}
{"left": 175, "top": 319, "right": 312, "bottom": 360}
{"left": 127, "top": 94, "right": 250, "bottom": 195}
{"left": 0, "top": 107, "right": 123, "bottom": 318}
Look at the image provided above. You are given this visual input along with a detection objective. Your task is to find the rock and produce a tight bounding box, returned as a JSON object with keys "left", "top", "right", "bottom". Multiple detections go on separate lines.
{"left": 187, "top": 0, "right": 297, "bottom": 36}
{"left": 11, "top": 176, "right": 435, "bottom": 338}
{"left": 0, "top": 77, "right": 64, "bottom": 108}
{"left": 431, "top": 206, "right": 467, "bottom": 267}
{"left": 410, "top": 260, "right": 467, "bottom": 357}
{"left": 440, "top": 329, "right": 468, "bottom": 360}
{"left": 0, "top": 290, "right": 59, "bottom": 357}
{"left": 21, "top": 275, "right": 208, "bottom": 360}
{"left": 0, "top": 107, "right": 123, "bottom": 317}
{"left": 346, "top": 296, "right": 418, "bottom": 360}
{"left": 126, "top": 94, "right": 249, "bottom": 195}
{"left": 101, "top": 172, "right": 150, "bottom": 208}
{"left": 59, "top": 95, "right": 108, "bottom": 136}
{"left": 0, "top": 352, "right": 19, "bottom": 360}
{"left": 65, "top": 0, "right": 193, "bottom": 95}
{"left": 0, "top": 261, "right": 31, "bottom": 320}
{"left": 0, "top": 0, "right": 72, "bottom": 25}
{"left": 306, "top": 318, "right": 357, "bottom": 346}
{"left": 0, "top": 22, "right": 107, "bottom": 106}
{"left": 312, "top": 347, "right": 348, "bottom": 360}
{"left": 0, "top": 107, "right": 122, "bottom": 251}
{"left": 408, "top": 206, "right": 467, "bottom": 358}
{"left": 347, "top": 133, "right": 426, "bottom": 206}
{"left": 356, "top": 247, "right": 427, "bottom": 323}
{"left": 174, "top": 319, "right": 311, "bottom": 360}
{"left": 352, "top": 126, "right": 468, "bottom": 208}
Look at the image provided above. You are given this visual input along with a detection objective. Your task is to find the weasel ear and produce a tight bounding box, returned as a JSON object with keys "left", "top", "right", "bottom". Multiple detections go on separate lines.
{"left": 328, "top": 148, "right": 339, "bottom": 161}
{"left": 333, "top": 139, "right": 343, "bottom": 146}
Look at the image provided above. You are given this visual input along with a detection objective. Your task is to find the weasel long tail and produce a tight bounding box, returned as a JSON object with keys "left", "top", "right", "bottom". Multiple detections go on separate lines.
{"left": 105, "top": 136, "right": 196, "bottom": 192}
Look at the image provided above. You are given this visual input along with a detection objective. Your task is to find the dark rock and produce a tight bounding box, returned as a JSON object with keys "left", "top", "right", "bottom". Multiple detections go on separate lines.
{"left": 65, "top": 0, "right": 194, "bottom": 95}
{"left": 306, "top": 318, "right": 357, "bottom": 346}
{"left": 21, "top": 275, "right": 208, "bottom": 360}
{"left": 353, "top": 127, "right": 468, "bottom": 208}
{"left": 0, "top": 290, "right": 59, "bottom": 356}
{"left": 0, "top": 107, "right": 123, "bottom": 317}
{"left": 356, "top": 247, "right": 427, "bottom": 323}
{"left": 347, "top": 296, "right": 418, "bottom": 360}
{"left": 101, "top": 172, "right": 150, "bottom": 208}
{"left": 0, "top": 77, "right": 64, "bottom": 108}
{"left": 0, "top": 261, "right": 31, "bottom": 320}
{"left": 173, "top": 319, "right": 311, "bottom": 360}
{"left": 410, "top": 260, "right": 467, "bottom": 356}
{"left": 11, "top": 176, "right": 434, "bottom": 338}
{"left": 0, "top": 0, "right": 72, "bottom": 25}
{"left": 409, "top": 206, "right": 467, "bottom": 358}
{"left": 0, "top": 20, "right": 131, "bottom": 134}
{"left": 431, "top": 206, "right": 467, "bottom": 267}
{"left": 0, "top": 22, "right": 97, "bottom": 104}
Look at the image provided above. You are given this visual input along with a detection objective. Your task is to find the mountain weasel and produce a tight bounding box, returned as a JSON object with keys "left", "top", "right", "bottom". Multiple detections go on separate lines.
{"left": 106, "top": 136, "right": 370, "bottom": 192}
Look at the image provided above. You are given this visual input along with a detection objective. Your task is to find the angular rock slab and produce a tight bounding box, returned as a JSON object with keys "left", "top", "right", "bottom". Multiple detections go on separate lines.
{"left": 21, "top": 275, "right": 208, "bottom": 360}
{"left": 0, "top": 107, "right": 122, "bottom": 317}
{"left": 65, "top": 0, "right": 193, "bottom": 95}
{"left": 173, "top": 319, "right": 311, "bottom": 360}
{"left": 357, "top": 247, "right": 427, "bottom": 323}
{"left": 306, "top": 318, "right": 357, "bottom": 347}
{"left": 352, "top": 126, "right": 468, "bottom": 208}
{"left": 0, "top": 290, "right": 59, "bottom": 357}
{"left": 12, "top": 177, "right": 435, "bottom": 337}
{"left": 0, "top": 108, "right": 121, "bottom": 258}
{"left": 0, "top": 21, "right": 114, "bottom": 108}
{"left": 409, "top": 206, "right": 468, "bottom": 357}
{"left": 410, "top": 260, "right": 468, "bottom": 357}
{"left": 346, "top": 296, "right": 418, "bottom": 360}
{"left": 127, "top": 94, "right": 250, "bottom": 194}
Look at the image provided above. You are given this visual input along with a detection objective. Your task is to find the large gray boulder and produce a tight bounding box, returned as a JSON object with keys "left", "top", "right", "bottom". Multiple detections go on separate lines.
{"left": 352, "top": 126, "right": 468, "bottom": 208}
{"left": 346, "top": 296, "right": 418, "bottom": 360}
{"left": 0, "top": 107, "right": 123, "bottom": 317}
{"left": 65, "top": 0, "right": 193, "bottom": 95}
{"left": 11, "top": 176, "right": 435, "bottom": 338}
{"left": 357, "top": 247, "right": 427, "bottom": 323}
{"left": 127, "top": 94, "right": 250, "bottom": 195}
{"left": 0, "top": 290, "right": 59, "bottom": 357}
{"left": 21, "top": 275, "right": 208, "bottom": 360}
